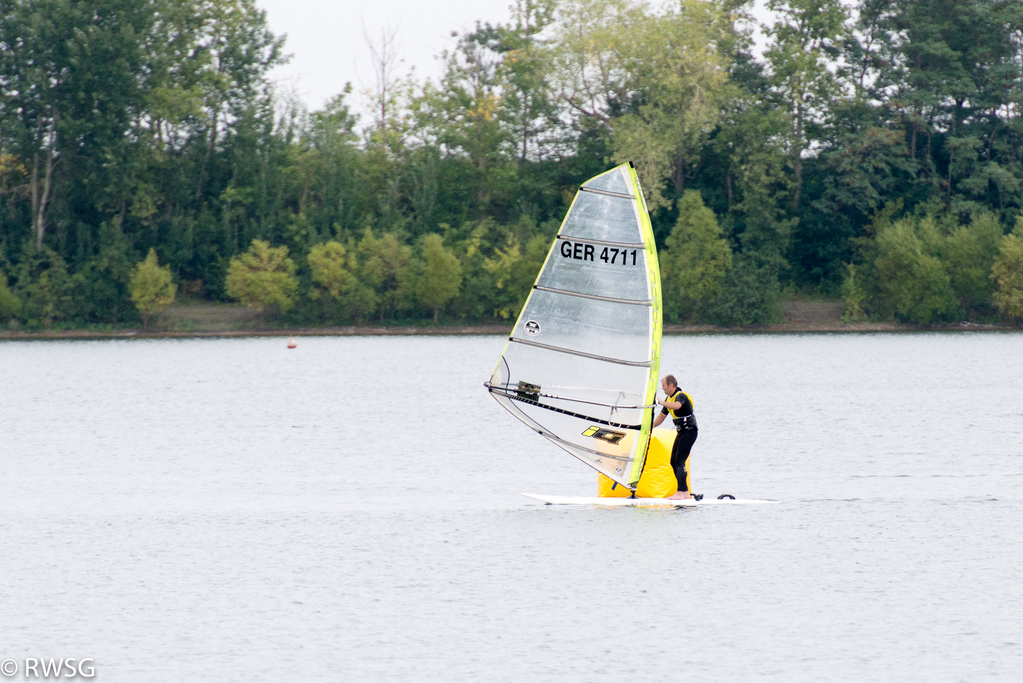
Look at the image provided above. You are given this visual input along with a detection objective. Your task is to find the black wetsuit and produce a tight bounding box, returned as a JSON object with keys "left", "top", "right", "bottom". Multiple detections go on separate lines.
{"left": 662, "top": 388, "right": 698, "bottom": 493}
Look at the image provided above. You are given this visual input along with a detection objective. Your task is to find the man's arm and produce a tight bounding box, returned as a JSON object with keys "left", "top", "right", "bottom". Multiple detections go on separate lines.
{"left": 652, "top": 411, "right": 666, "bottom": 428}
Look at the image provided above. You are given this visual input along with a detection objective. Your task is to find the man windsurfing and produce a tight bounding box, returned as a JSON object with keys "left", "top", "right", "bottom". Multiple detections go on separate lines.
{"left": 652, "top": 374, "right": 698, "bottom": 500}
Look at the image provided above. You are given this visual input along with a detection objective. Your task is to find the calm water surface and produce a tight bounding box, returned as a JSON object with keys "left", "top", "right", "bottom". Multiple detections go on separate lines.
{"left": 1, "top": 333, "right": 1021, "bottom": 682}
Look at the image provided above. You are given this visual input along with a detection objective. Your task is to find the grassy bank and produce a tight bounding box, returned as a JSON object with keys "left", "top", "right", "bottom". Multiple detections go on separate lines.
{"left": 0, "top": 301, "right": 1017, "bottom": 340}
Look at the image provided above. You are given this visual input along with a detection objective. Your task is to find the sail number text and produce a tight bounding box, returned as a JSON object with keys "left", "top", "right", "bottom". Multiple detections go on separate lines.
{"left": 560, "top": 241, "right": 638, "bottom": 265}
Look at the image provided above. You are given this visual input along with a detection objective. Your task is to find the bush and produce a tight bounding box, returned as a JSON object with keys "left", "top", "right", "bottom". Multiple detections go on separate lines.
{"left": 991, "top": 220, "right": 1023, "bottom": 320}
{"left": 0, "top": 269, "right": 22, "bottom": 322}
{"left": 841, "top": 263, "right": 868, "bottom": 322}
{"left": 308, "top": 241, "right": 356, "bottom": 300}
{"left": 874, "top": 217, "right": 956, "bottom": 324}
{"left": 941, "top": 212, "right": 1002, "bottom": 314}
{"left": 417, "top": 234, "right": 462, "bottom": 323}
{"left": 660, "top": 190, "right": 732, "bottom": 322}
{"left": 482, "top": 233, "right": 546, "bottom": 320}
{"left": 358, "top": 228, "right": 412, "bottom": 321}
{"left": 68, "top": 220, "right": 138, "bottom": 324}
{"left": 704, "top": 253, "right": 781, "bottom": 326}
{"left": 10, "top": 244, "right": 72, "bottom": 329}
{"left": 130, "top": 248, "right": 177, "bottom": 325}
{"left": 225, "top": 240, "right": 299, "bottom": 315}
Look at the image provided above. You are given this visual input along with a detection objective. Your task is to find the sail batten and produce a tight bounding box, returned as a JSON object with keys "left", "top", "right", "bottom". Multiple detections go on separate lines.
{"left": 532, "top": 285, "right": 652, "bottom": 306}
{"left": 508, "top": 337, "right": 652, "bottom": 367}
{"left": 579, "top": 187, "right": 635, "bottom": 200}
{"left": 487, "top": 164, "right": 662, "bottom": 488}
{"left": 554, "top": 235, "right": 645, "bottom": 249}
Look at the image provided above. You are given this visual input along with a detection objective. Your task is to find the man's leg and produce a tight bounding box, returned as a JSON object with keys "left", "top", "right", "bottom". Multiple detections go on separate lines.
{"left": 669, "top": 429, "right": 698, "bottom": 499}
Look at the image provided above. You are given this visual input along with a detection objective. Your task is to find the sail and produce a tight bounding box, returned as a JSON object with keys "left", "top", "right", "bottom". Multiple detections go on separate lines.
{"left": 486, "top": 163, "right": 662, "bottom": 488}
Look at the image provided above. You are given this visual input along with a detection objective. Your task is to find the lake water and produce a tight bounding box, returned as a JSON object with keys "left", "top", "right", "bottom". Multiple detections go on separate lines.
{"left": 1, "top": 332, "right": 1021, "bottom": 682}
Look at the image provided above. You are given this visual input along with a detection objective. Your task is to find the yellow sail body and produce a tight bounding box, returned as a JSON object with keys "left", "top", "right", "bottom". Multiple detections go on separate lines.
{"left": 598, "top": 428, "right": 679, "bottom": 498}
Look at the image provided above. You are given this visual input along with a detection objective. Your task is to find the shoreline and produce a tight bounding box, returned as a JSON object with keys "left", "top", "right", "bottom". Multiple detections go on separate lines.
{"left": 0, "top": 320, "right": 1017, "bottom": 341}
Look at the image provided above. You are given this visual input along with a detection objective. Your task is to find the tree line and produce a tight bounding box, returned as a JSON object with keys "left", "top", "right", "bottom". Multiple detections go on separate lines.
{"left": 1, "top": 0, "right": 1022, "bottom": 330}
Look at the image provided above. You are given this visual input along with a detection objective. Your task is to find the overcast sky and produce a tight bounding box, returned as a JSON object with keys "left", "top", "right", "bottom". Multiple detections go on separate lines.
{"left": 256, "top": 0, "right": 517, "bottom": 112}
{"left": 255, "top": 0, "right": 774, "bottom": 116}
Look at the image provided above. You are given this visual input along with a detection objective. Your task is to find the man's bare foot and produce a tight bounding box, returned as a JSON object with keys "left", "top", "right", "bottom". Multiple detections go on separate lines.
{"left": 668, "top": 491, "right": 692, "bottom": 500}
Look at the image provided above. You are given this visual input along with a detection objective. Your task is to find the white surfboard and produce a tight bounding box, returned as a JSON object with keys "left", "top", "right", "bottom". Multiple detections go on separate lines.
{"left": 522, "top": 493, "right": 778, "bottom": 507}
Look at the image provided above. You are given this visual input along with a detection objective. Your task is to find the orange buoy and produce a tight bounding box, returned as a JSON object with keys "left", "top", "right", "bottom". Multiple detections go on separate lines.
{"left": 287, "top": 336, "right": 297, "bottom": 349}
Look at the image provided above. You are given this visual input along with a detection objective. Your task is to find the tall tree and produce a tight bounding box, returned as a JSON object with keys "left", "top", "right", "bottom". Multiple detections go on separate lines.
{"left": 660, "top": 190, "right": 732, "bottom": 322}
{"left": 881, "top": 0, "right": 1021, "bottom": 212}
{"left": 424, "top": 26, "right": 514, "bottom": 219}
{"left": 225, "top": 239, "right": 298, "bottom": 314}
{"left": 416, "top": 233, "right": 462, "bottom": 323}
{"left": 548, "top": 0, "right": 728, "bottom": 209}
{"left": 130, "top": 247, "right": 177, "bottom": 325}
{"left": 0, "top": 0, "right": 153, "bottom": 247}
{"left": 764, "top": 0, "right": 848, "bottom": 211}
{"left": 299, "top": 87, "right": 362, "bottom": 239}
{"left": 495, "top": 0, "right": 559, "bottom": 163}
{"left": 190, "top": 0, "right": 286, "bottom": 204}
{"left": 990, "top": 219, "right": 1023, "bottom": 320}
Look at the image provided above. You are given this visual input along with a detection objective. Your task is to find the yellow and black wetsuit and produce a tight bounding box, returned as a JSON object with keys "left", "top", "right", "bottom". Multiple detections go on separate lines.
{"left": 661, "top": 388, "right": 698, "bottom": 493}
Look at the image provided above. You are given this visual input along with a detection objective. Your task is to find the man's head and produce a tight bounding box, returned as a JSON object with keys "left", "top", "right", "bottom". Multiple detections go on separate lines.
{"left": 661, "top": 375, "right": 677, "bottom": 394}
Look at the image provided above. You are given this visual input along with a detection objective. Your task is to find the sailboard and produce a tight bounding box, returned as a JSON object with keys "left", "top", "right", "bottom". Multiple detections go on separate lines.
{"left": 521, "top": 494, "right": 778, "bottom": 507}
{"left": 485, "top": 163, "right": 661, "bottom": 489}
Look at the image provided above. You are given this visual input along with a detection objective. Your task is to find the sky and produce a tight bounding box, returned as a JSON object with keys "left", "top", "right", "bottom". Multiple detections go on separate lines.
{"left": 255, "top": 0, "right": 775, "bottom": 116}
{"left": 256, "top": 0, "right": 518, "bottom": 113}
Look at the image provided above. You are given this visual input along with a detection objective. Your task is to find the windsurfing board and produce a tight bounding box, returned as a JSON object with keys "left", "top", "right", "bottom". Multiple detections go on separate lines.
{"left": 522, "top": 493, "right": 777, "bottom": 507}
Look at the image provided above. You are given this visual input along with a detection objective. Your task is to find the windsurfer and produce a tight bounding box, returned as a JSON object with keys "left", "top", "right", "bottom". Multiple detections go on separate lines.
{"left": 652, "top": 375, "right": 698, "bottom": 500}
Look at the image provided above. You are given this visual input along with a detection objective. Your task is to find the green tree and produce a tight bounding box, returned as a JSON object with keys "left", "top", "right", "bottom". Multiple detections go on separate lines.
{"left": 517, "top": 234, "right": 550, "bottom": 297}
{"left": 495, "top": 0, "right": 559, "bottom": 163}
{"left": 940, "top": 212, "right": 1003, "bottom": 314}
{"left": 0, "top": 0, "right": 153, "bottom": 247}
{"left": 799, "top": 124, "right": 917, "bottom": 289}
{"left": 225, "top": 239, "right": 298, "bottom": 314}
{"left": 707, "top": 83, "right": 795, "bottom": 279}
{"left": 69, "top": 219, "right": 138, "bottom": 324}
{"left": 129, "top": 248, "right": 177, "bottom": 324}
{"left": 883, "top": 0, "right": 1021, "bottom": 211}
{"left": 308, "top": 241, "right": 356, "bottom": 300}
{"left": 874, "top": 216, "right": 956, "bottom": 323}
{"left": 660, "top": 190, "right": 732, "bottom": 322}
{"left": 301, "top": 88, "right": 362, "bottom": 238}
{"left": 608, "top": 1, "right": 728, "bottom": 209}
{"left": 548, "top": 0, "right": 727, "bottom": 209}
{"left": 419, "top": 25, "right": 515, "bottom": 219}
{"left": 840, "top": 263, "right": 867, "bottom": 322}
{"left": 357, "top": 228, "right": 413, "bottom": 321}
{"left": 416, "top": 234, "right": 462, "bottom": 323}
{"left": 10, "top": 243, "right": 72, "bottom": 329}
{"left": 447, "top": 218, "right": 507, "bottom": 321}
{"left": 990, "top": 220, "right": 1023, "bottom": 321}
{"left": 765, "top": 0, "right": 848, "bottom": 211}
{"left": 191, "top": 0, "right": 286, "bottom": 200}
{"left": 482, "top": 231, "right": 547, "bottom": 319}
{"left": 482, "top": 238, "right": 519, "bottom": 319}
{"left": 306, "top": 239, "right": 377, "bottom": 322}
{"left": 705, "top": 253, "right": 782, "bottom": 326}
